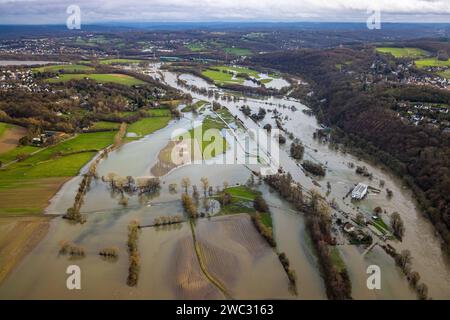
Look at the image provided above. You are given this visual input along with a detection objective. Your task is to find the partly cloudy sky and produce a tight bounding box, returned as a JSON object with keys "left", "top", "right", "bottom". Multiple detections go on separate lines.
{"left": 1, "top": 0, "right": 450, "bottom": 24}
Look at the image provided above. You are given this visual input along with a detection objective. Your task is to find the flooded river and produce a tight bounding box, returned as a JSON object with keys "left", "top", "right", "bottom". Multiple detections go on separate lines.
{"left": 0, "top": 63, "right": 449, "bottom": 300}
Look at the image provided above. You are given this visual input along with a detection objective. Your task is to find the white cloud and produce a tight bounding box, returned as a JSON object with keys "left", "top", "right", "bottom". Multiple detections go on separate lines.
{"left": 1, "top": 0, "right": 450, "bottom": 24}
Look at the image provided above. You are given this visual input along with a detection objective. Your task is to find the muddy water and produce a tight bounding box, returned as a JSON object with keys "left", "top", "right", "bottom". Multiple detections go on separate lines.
{"left": 160, "top": 67, "right": 450, "bottom": 299}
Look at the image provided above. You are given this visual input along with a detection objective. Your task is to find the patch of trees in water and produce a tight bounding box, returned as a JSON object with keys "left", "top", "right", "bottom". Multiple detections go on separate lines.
{"left": 264, "top": 172, "right": 352, "bottom": 300}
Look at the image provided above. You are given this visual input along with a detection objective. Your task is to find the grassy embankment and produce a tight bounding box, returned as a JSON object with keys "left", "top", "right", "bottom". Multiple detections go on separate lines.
{"left": 125, "top": 115, "right": 172, "bottom": 141}
{"left": 218, "top": 185, "right": 261, "bottom": 215}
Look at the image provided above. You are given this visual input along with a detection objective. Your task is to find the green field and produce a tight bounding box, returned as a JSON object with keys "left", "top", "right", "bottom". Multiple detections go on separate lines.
{"left": 438, "top": 70, "right": 450, "bottom": 79}
{"left": 415, "top": 57, "right": 450, "bottom": 68}
{"left": 182, "top": 115, "right": 229, "bottom": 159}
{"left": 0, "top": 123, "right": 10, "bottom": 138}
{"left": 99, "top": 59, "right": 145, "bottom": 65}
{"left": 259, "top": 212, "right": 273, "bottom": 228}
{"left": 215, "top": 66, "right": 260, "bottom": 77}
{"left": 1, "top": 132, "right": 116, "bottom": 178}
{"left": 181, "top": 100, "right": 208, "bottom": 112}
{"left": 33, "top": 64, "right": 94, "bottom": 73}
{"left": 47, "top": 73, "right": 145, "bottom": 86}
{"left": 372, "top": 217, "right": 389, "bottom": 235}
{"left": 0, "top": 132, "right": 116, "bottom": 215}
{"left": 0, "top": 145, "right": 40, "bottom": 164}
{"left": 90, "top": 121, "right": 121, "bottom": 130}
{"left": 224, "top": 47, "right": 253, "bottom": 56}
{"left": 376, "top": 47, "right": 428, "bottom": 58}
{"left": 186, "top": 42, "right": 207, "bottom": 52}
{"left": 126, "top": 117, "right": 172, "bottom": 139}
{"left": 217, "top": 186, "right": 262, "bottom": 216}
{"left": 146, "top": 108, "right": 172, "bottom": 117}
{"left": 225, "top": 185, "right": 260, "bottom": 200}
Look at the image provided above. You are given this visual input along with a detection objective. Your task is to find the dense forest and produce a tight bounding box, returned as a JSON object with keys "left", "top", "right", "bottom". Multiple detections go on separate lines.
{"left": 251, "top": 47, "right": 450, "bottom": 254}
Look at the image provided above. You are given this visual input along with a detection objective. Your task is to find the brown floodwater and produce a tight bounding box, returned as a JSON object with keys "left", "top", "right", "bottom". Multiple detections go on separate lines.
{"left": 1, "top": 63, "right": 449, "bottom": 300}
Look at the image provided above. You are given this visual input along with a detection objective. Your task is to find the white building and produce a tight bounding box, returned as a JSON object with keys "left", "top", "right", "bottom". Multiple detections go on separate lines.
{"left": 352, "top": 183, "right": 368, "bottom": 200}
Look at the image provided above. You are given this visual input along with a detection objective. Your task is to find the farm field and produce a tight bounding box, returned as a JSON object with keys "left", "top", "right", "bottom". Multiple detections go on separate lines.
{"left": 415, "top": 57, "right": 450, "bottom": 68}
{"left": 202, "top": 69, "right": 242, "bottom": 85}
{"left": 99, "top": 58, "right": 145, "bottom": 65}
{"left": 195, "top": 214, "right": 291, "bottom": 299}
{"left": 376, "top": 47, "right": 428, "bottom": 58}
{"left": 0, "top": 124, "right": 27, "bottom": 155}
{"left": 181, "top": 100, "right": 208, "bottom": 112}
{"left": 201, "top": 65, "right": 278, "bottom": 86}
{"left": 126, "top": 116, "right": 172, "bottom": 139}
{"left": 0, "top": 123, "right": 9, "bottom": 138}
{"left": 33, "top": 64, "right": 94, "bottom": 73}
{"left": 0, "top": 131, "right": 116, "bottom": 215}
{"left": 90, "top": 121, "right": 121, "bottom": 131}
{"left": 47, "top": 73, "right": 145, "bottom": 86}
{"left": 224, "top": 47, "right": 253, "bottom": 56}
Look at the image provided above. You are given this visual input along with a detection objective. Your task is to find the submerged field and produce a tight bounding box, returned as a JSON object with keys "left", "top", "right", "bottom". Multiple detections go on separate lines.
{"left": 47, "top": 73, "right": 145, "bottom": 86}
{"left": 0, "top": 123, "right": 26, "bottom": 154}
